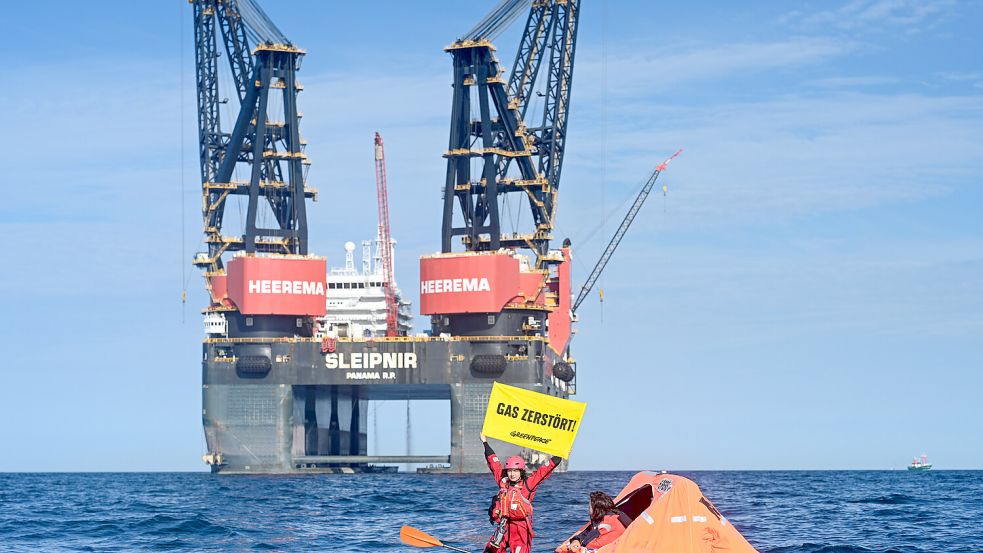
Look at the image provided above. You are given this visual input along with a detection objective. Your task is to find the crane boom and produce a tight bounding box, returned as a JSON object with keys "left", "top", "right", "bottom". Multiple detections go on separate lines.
{"left": 573, "top": 149, "right": 683, "bottom": 313}
{"left": 374, "top": 132, "right": 399, "bottom": 337}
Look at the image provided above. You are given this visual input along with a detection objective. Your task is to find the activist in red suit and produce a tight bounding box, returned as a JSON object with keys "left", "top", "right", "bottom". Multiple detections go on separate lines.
{"left": 481, "top": 432, "right": 562, "bottom": 553}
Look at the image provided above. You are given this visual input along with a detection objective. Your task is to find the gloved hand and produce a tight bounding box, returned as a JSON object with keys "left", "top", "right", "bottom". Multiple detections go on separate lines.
{"left": 555, "top": 539, "right": 583, "bottom": 553}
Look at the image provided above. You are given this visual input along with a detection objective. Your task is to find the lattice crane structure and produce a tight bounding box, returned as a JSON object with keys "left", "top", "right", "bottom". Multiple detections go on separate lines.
{"left": 440, "top": 0, "right": 580, "bottom": 266}
{"left": 374, "top": 132, "right": 399, "bottom": 337}
{"left": 191, "top": 0, "right": 315, "bottom": 275}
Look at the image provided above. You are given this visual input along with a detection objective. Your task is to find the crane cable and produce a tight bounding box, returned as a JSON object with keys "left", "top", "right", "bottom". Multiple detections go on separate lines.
{"left": 180, "top": 0, "right": 187, "bottom": 321}
{"left": 462, "top": 0, "right": 530, "bottom": 42}
{"left": 600, "top": 0, "right": 608, "bottom": 320}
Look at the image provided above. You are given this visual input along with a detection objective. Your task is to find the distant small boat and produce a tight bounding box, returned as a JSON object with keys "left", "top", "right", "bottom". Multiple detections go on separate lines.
{"left": 908, "top": 454, "right": 932, "bottom": 471}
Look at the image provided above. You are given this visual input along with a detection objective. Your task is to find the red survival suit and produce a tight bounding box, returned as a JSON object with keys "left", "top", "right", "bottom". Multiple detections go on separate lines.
{"left": 484, "top": 442, "right": 561, "bottom": 553}
{"left": 556, "top": 510, "right": 631, "bottom": 552}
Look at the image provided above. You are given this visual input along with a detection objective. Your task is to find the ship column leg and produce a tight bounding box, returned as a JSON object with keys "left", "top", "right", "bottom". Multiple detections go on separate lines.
{"left": 201, "top": 380, "right": 295, "bottom": 474}
{"left": 328, "top": 387, "right": 340, "bottom": 456}
{"left": 348, "top": 386, "right": 361, "bottom": 456}
{"left": 304, "top": 386, "right": 318, "bottom": 455}
{"left": 275, "top": 384, "right": 292, "bottom": 471}
{"left": 449, "top": 383, "right": 463, "bottom": 472}
{"left": 450, "top": 382, "right": 495, "bottom": 473}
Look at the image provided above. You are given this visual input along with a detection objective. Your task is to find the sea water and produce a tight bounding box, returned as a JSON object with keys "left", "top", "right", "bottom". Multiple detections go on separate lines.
{"left": 0, "top": 470, "right": 979, "bottom": 552}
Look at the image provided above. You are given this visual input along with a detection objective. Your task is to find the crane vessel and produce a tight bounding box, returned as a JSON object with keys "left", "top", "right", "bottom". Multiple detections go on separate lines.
{"left": 191, "top": 0, "right": 671, "bottom": 474}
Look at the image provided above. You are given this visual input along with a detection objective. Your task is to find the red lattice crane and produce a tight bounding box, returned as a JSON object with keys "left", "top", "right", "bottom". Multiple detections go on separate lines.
{"left": 374, "top": 132, "right": 399, "bottom": 337}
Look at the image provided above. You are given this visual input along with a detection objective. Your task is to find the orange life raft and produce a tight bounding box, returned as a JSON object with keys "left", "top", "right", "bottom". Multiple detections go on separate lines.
{"left": 556, "top": 472, "right": 759, "bottom": 553}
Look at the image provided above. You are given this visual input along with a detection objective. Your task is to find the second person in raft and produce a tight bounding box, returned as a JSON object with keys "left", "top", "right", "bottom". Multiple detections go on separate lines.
{"left": 555, "top": 491, "right": 631, "bottom": 552}
{"left": 481, "top": 432, "right": 562, "bottom": 553}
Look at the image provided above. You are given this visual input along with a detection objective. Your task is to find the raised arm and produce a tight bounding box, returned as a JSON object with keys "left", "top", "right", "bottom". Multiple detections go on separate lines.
{"left": 481, "top": 433, "right": 503, "bottom": 485}
{"left": 526, "top": 455, "right": 563, "bottom": 491}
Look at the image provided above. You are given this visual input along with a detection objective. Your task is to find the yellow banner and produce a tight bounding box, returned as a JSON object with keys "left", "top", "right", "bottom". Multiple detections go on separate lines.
{"left": 481, "top": 382, "right": 587, "bottom": 459}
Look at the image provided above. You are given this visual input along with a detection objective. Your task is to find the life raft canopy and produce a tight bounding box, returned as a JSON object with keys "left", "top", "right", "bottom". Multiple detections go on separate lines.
{"left": 558, "top": 471, "right": 759, "bottom": 553}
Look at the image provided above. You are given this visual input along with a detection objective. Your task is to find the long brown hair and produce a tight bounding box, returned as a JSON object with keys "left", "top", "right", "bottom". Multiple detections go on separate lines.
{"left": 589, "top": 491, "right": 616, "bottom": 523}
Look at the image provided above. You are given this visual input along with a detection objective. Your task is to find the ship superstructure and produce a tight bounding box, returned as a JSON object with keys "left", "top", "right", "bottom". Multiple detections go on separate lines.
{"left": 319, "top": 239, "right": 412, "bottom": 339}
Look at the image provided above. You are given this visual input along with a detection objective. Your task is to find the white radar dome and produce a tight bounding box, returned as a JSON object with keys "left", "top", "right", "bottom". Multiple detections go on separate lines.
{"left": 344, "top": 241, "right": 356, "bottom": 252}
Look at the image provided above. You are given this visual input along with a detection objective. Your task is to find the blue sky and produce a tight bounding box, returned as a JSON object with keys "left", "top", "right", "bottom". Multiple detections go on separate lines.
{"left": 0, "top": 0, "right": 980, "bottom": 471}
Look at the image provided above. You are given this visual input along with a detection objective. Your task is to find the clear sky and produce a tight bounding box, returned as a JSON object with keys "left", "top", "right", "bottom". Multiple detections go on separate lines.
{"left": 1, "top": 0, "right": 980, "bottom": 471}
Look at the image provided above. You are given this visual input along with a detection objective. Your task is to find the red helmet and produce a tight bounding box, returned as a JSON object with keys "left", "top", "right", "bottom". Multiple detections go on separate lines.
{"left": 504, "top": 456, "right": 526, "bottom": 470}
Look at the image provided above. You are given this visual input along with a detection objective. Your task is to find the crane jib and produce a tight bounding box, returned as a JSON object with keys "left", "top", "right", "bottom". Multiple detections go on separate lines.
{"left": 573, "top": 150, "right": 684, "bottom": 313}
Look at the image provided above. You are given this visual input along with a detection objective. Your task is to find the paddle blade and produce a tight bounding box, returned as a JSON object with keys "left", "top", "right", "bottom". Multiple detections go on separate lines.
{"left": 400, "top": 525, "right": 443, "bottom": 548}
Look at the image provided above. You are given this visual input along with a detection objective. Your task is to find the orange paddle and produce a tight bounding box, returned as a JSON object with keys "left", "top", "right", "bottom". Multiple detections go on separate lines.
{"left": 399, "top": 525, "right": 472, "bottom": 552}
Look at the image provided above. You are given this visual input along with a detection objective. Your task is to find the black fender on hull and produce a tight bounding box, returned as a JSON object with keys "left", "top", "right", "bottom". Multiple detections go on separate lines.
{"left": 470, "top": 354, "right": 507, "bottom": 376}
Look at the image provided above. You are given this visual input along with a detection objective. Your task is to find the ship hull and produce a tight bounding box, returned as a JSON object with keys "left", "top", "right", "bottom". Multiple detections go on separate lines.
{"left": 202, "top": 335, "right": 573, "bottom": 473}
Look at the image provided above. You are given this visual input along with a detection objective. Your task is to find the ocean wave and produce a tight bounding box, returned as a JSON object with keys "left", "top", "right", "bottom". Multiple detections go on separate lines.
{"left": 135, "top": 513, "right": 237, "bottom": 538}
{"left": 846, "top": 493, "right": 917, "bottom": 505}
{"left": 766, "top": 545, "right": 915, "bottom": 553}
